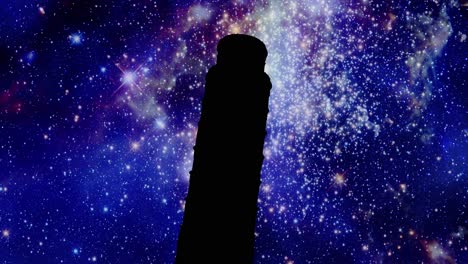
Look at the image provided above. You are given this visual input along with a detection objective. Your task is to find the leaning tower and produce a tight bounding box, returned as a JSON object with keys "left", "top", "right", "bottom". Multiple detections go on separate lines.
{"left": 176, "top": 34, "right": 272, "bottom": 263}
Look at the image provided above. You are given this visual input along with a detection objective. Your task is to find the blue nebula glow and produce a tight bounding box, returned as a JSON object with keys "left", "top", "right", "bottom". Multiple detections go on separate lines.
{"left": 0, "top": 0, "right": 465, "bottom": 263}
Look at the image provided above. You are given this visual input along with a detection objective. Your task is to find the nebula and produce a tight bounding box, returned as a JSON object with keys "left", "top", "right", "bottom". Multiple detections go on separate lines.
{"left": 0, "top": 0, "right": 466, "bottom": 263}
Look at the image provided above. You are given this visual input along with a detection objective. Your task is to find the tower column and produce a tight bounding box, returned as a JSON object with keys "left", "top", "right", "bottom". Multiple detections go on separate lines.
{"left": 176, "top": 34, "right": 272, "bottom": 263}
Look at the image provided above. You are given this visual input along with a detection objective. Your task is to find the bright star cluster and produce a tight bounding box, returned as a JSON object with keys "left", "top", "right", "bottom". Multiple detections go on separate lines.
{"left": 0, "top": 0, "right": 466, "bottom": 263}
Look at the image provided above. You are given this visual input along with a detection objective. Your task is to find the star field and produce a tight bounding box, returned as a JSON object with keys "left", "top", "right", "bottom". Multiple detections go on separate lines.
{"left": 0, "top": 0, "right": 467, "bottom": 263}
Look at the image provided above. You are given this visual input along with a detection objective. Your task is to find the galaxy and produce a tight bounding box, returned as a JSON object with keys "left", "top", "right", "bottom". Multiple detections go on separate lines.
{"left": 0, "top": 0, "right": 467, "bottom": 263}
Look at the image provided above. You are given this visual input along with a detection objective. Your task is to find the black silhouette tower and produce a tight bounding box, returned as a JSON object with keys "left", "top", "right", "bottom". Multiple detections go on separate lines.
{"left": 175, "top": 34, "right": 272, "bottom": 263}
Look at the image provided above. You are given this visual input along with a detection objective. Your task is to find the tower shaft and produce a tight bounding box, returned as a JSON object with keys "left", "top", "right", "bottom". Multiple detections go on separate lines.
{"left": 176, "top": 34, "right": 271, "bottom": 263}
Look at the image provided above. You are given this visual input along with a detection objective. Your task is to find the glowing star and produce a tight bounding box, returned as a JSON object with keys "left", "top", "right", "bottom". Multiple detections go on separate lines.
{"left": 333, "top": 173, "right": 346, "bottom": 187}
{"left": 39, "top": 7, "right": 45, "bottom": 15}
{"left": 329, "top": 169, "right": 351, "bottom": 190}
{"left": 335, "top": 173, "right": 344, "bottom": 184}
{"left": 262, "top": 184, "right": 271, "bottom": 193}
{"left": 122, "top": 72, "right": 137, "bottom": 85}
{"left": 399, "top": 183, "right": 407, "bottom": 193}
{"left": 112, "top": 63, "right": 144, "bottom": 95}
{"left": 69, "top": 33, "right": 83, "bottom": 45}
{"left": 131, "top": 142, "right": 140, "bottom": 151}
{"left": 2, "top": 229, "right": 9, "bottom": 237}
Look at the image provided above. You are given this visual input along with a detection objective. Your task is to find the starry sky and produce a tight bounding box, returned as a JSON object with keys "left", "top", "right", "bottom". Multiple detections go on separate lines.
{"left": 1, "top": 0, "right": 467, "bottom": 263}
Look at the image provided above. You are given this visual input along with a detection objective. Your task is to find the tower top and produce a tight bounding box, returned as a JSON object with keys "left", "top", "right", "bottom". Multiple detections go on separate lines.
{"left": 216, "top": 34, "right": 268, "bottom": 71}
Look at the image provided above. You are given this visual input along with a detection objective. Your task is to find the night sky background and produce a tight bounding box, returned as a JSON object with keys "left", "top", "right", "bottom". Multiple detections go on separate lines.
{"left": 1, "top": 0, "right": 467, "bottom": 263}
